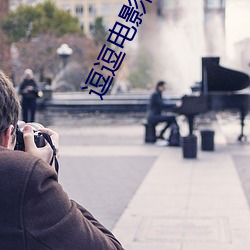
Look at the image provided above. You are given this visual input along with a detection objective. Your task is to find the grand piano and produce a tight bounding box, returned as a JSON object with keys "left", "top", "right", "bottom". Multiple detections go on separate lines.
{"left": 175, "top": 57, "right": 250, "bottom": 141}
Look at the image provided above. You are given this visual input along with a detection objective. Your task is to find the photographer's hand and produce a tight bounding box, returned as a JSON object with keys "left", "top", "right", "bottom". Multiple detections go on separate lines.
{"left": 23, "top": 125, "right": 59, "bottom": 165}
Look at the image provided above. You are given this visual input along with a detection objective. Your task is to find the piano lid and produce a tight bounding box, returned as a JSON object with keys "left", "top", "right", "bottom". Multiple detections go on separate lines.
{"left": 201, "top": 57, "right": 250, "bottom": 92}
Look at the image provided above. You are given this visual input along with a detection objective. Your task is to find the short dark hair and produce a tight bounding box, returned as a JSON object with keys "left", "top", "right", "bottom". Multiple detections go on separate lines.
{"left": 156, "top": 80, "right": 166, "bottom": 90}
{"left": 0, "top": 71, "right": 20, "bottom": 143}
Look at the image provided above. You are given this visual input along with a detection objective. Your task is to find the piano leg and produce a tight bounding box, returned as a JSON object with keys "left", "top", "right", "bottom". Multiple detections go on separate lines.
{"left": 238, "top": 109, "right": 247, "bottom": 142}
{"left": 187, "top": 115, "right": 195, "bottom": 135}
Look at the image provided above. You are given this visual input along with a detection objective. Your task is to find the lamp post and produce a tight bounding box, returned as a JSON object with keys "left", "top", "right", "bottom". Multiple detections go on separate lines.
{"left": 56, "top": 43, "right": 73, "bottom": 68}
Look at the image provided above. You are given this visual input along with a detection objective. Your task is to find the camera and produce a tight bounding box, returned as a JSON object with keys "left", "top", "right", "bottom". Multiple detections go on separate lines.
{"left": 14, "top": 122, "right": 46, "bottom": 151}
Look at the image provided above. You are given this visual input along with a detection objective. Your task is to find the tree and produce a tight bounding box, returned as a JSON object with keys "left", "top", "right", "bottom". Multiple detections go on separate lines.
{"left": 127, "top": 48, "right": 153, "bottom": 89}
{"left": 12, "top": 33, "right": 99, "bottom": 90}
{"left": 0, "top": 0, "right": 11, "bottom": 75}
{"left": 1, "top": 0, "right": 80, "bottom": 43}
{"left": 91, "top": 16, "right": 109, "bottom": 46}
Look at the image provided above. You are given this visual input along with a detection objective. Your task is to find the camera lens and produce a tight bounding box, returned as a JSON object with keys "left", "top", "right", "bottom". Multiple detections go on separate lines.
{"left": 14, "top": 121, "right": 46, "bottom": 151}
{"left": 18, "top": 122, "right": 44, "bottom": 131}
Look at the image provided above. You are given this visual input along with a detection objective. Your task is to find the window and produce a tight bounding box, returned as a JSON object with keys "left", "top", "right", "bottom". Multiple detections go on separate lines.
{"left": 101, "top": 3, "right": 111, "bottom": 16}
{"left": 80, "top": 22, "right": 84, "bottom": 32}
{"left": 115, "top": 3, "right": 123, "bottom": 15}
{"left": 165, "top": 0, "right": 178, "bottom": 10}
{"left": 205, "top": 0, "right": 225, "bottom": 9}
{"left": 89, "top": 22, "right": 95, "bottom": 33}
{"left": 89, "top": 4, "right": 96, "bottom": 17}
{"left": 64, "top": 5, "right": 71, "bottom": 13}
{"left": 76, "top": 4, "right": 84, "bottom": 16}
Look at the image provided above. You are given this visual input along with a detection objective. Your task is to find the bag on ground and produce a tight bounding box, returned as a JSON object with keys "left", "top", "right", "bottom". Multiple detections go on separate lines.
{"left": 168, "top": 124, "right": 181, "bottom": 146}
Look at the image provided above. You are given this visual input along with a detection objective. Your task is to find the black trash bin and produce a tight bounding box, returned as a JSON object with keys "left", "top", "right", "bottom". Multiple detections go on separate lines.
{"left": 144, "top": 122, "right": 156, "bottom": 143}
{"left": 200, "top": 130, "right": 214, "bottom": 151}
{"left": 182, "top": 135, "right": 197, "bottom": 159}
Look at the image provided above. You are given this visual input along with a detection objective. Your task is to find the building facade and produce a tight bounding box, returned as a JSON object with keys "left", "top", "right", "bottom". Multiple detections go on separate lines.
{"left": 10, "top": 0, "right": 127, "bottom": 34}
{"left": 10, "top": 0, "right": 125, "bottom": 34}
{"left": 51, "top": 0, "right": 124, "bottom": 34}
{"left": 9, "top": 0, "right": 44, "bottom": 10}
{"left": 8, "top": 0, "right": 250, "bottom": 92}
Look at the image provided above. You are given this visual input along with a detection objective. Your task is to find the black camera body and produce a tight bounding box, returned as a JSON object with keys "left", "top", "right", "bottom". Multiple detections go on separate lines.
{"left": 14, "top": 123, "right": 46, "bottom": 151}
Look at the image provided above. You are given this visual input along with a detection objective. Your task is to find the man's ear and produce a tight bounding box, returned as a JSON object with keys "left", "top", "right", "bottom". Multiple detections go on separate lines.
{"left": 2, "top": 125, "right": 15, "bottom": 149}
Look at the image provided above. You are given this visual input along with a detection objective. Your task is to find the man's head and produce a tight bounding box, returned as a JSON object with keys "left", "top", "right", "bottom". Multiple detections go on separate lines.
{"left": 24, "top": 69, "right": 33, "bottom": 79}
{"left": 0, "top": 71, "right": 20, "bottom": 149}
{"left": 156, "top": 80, "right": 166, "bottom": 92}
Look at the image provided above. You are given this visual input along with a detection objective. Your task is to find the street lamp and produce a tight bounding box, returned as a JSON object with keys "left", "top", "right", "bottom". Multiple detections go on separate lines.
{"left": 56, "top": 43, "right": 73, "bottom": 68}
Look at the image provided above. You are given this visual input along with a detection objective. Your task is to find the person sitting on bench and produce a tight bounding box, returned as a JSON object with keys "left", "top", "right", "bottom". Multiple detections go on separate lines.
{"left": 146, "top": 80, "right": 178, "bottom": 140}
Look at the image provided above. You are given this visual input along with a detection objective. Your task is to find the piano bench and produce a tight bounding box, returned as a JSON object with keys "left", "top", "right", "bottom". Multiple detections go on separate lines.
{"left": 142, "top": 120, "right": 156, "bottom": 143}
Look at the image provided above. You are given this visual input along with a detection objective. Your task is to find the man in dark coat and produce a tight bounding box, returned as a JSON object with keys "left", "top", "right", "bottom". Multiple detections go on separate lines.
{"left": 19, "top": 69, "right": 39, "bottom": 123}
{"left": 0, "top": 70, "right": 124, "bottom": 250}
{"left": 147, "top": 80, "right": 178, "bottom": 140}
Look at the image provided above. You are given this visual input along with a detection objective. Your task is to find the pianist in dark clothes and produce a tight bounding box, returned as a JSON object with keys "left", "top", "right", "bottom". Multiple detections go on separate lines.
{"left": 147, "top": 80, "right": 178, "bottom": 140}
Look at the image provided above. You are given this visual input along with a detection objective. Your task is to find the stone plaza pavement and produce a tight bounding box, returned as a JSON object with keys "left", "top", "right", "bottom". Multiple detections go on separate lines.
{"left": 47, "top": 113, "right": 250, "bottom": 250}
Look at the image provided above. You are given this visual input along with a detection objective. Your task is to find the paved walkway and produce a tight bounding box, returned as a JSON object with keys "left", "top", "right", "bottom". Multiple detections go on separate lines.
{"left": 111, "top": 121, "right": 250, "bottom": 249}
{"left": 46, "top": 112, "right": 250, "bottom": 250}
